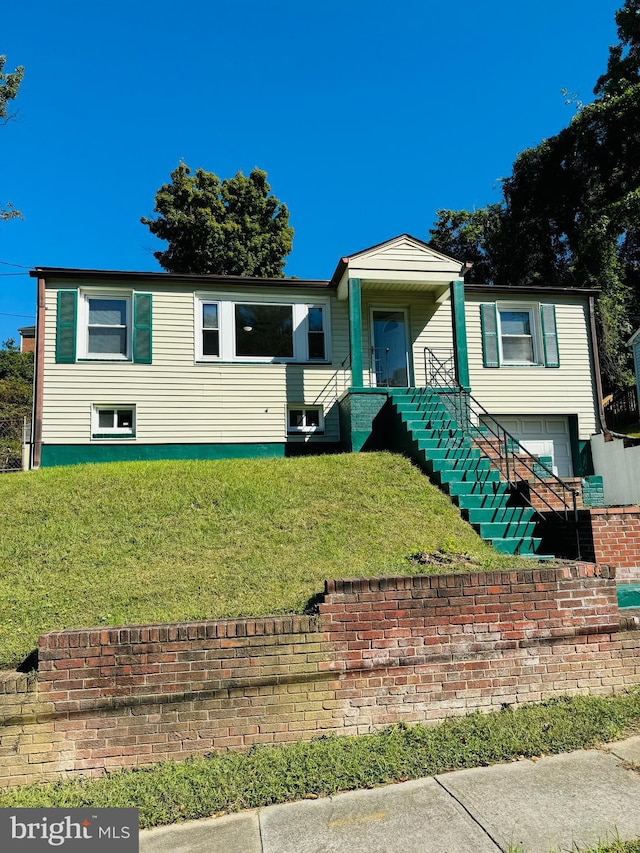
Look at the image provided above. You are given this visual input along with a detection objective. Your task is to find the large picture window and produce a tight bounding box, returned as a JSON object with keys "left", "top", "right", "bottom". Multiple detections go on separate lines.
{"left": 196, "top": 297, "right": 329, "bottom": 363}
{"left": 235, "top": 304, "right": 293, "bottom": 358}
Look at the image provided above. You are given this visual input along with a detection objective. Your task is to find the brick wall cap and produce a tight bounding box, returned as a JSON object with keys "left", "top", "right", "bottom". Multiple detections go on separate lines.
{"left": 590, "top": 506, "right": 640, "bottom": 515}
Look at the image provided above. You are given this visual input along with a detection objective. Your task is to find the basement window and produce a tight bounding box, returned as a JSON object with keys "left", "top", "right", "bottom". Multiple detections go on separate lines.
{"left": 92, "top": 405, "right": 136, "bottom": 439}
{"left": 287, "top": 406, "right": 324, "bottom": 434}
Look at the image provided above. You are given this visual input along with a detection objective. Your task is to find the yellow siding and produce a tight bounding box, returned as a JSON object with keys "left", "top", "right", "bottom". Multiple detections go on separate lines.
{"left": 42, "top": 283, "right": 350, "bottom": 445}
{"left": 465, "top": 294, "right": 597, "bottom": 439}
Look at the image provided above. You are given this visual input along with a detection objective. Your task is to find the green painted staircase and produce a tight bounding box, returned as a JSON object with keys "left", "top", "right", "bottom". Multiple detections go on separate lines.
{"left": 387, "top": 388, "right": 542, "bottom": 556}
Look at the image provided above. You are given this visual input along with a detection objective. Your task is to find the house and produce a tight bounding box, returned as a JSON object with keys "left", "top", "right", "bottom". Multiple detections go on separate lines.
{"left": 29, "top": 234, "right": 603, "bottom": 481}
{"left": 18, "top": 325, "right": 35, "bottom": 353}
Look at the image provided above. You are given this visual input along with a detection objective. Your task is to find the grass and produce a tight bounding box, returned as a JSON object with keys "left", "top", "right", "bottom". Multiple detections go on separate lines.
{"left": 1, "top": 692, "right": 640, "bottom": 828}
{"left": 0, "top": 452, "right": 531, "bottom": 670}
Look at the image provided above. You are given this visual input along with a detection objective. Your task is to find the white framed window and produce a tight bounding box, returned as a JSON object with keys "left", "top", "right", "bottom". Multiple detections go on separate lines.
{"left": 481, "top": 302, "right": 560, "bottom": 369}
{"left": 80, "top": 291, "right": 131, "bottom": 360}
{"left": 92, "top": 405, "right": 136, "bottom": 439}
{"left": 202, "top": 301, "right": 220, "bottom": 357}
{"left": 195, "top": 295, "right": 330, "bottom": 363}
{"left": 287, "top": 405, "right": 324, "bottom": 434}
{"left": 498, "top": 306, "right": 538, "bottom": 364}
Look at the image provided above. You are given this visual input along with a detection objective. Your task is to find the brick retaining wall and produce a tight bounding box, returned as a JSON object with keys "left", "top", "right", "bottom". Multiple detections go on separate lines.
{"left": 588, "top": 508, "right": 640, "bottom": 582}
{"left": 2, "top": 563, "right": 640, "bottom": 787}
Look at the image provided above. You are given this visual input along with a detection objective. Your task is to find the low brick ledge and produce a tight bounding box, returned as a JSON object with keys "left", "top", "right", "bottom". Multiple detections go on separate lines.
{"left": 324, "top": 562, "right": 616, "bottom": 595}
{"left": 38, "top": 613, "right": 323, "bottom": 654}
{"left": 589, "top": 506, "right": 640, "bottom": 515}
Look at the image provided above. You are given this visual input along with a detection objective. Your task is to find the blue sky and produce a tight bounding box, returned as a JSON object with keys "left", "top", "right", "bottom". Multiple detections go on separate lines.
{"left": 0, "top": 0, "right": 621, "bottom": 343}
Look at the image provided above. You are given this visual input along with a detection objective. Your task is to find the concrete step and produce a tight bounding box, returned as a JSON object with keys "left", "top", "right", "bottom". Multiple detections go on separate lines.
{"left": 490, "top": 537, "right": 542, "bottom": 556}
{"left": 436, "top": 467, "right": 501, "bottom": 485}
{"left": 453, "top": 492, "right": 513, "bottom": 510}
{"left": 462, "top": 506, "right": 537, "bottom": 524}
{"left": 446, "top": 479, "right": 510, "bottom": 497}
{"left": 473, "top": 520, "right": 537, "bottom": 539}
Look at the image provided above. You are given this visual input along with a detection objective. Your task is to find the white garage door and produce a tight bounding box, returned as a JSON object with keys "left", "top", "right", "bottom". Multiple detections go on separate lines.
{"left": 493, "top": 415, "right": 573, "bottom": 478}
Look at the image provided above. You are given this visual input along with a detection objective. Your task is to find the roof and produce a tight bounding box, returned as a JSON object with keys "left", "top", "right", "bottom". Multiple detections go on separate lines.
{"left": 329, "top": 233, "right": 465, "bottom": 287}
{"left": 464, "top": 283, "right": 601, "bottom": 298}
{"left": 30, "top": 267, "right": 333, "bottom": 290}
{"left": 628, "top": 327, "right": 640, "bottom": 347}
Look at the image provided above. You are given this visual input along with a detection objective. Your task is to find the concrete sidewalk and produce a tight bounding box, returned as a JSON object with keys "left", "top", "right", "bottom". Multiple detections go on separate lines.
{"left": 140, "top": 736, "right": 640, "bottom": 853}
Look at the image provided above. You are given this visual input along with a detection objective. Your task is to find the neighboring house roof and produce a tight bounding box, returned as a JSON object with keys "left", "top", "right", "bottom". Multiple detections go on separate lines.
{"left": 628, "top": 327, "right": 640, "bottom": 348}
{"left": 18, "top": 325, "right": 35, "bottom": 336}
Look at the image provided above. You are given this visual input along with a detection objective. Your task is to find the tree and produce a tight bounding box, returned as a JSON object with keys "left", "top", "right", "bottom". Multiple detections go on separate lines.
{"left": 0, "top": 54, "right": 24, "bottom": 222}
{"left": 0, "top": 338, "right": 33, "bottom": 419}
{"left": 595, "top": 0, "right": 640, "bottom": 96}
{"left": 141, "top": 164, "right": 294, "bottom": 276}
{"left": 429, "top": 2, "right": 640, "bottom": 391}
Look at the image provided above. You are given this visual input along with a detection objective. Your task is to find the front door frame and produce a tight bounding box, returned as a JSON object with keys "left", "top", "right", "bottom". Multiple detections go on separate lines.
{"left": 369, "top": 306, "right": 412, "bottom": 387}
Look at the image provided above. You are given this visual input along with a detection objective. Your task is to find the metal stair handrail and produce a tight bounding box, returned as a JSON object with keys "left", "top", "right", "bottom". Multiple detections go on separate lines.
{"left": 436, "top": 388, "right": 579, "bottom": 529}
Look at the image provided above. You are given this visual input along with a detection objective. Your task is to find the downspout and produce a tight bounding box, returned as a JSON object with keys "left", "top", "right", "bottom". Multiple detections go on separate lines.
{"left": 31, "top": 276, "right": 45, "bottom": 469}
{"left": 588, "top": 295, "right": 607, "bottom": 434}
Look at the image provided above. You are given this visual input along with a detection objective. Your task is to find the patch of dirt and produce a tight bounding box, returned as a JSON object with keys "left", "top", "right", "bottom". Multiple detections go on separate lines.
{"left": 407, "top": 550, "right": 480, "bottom": 568}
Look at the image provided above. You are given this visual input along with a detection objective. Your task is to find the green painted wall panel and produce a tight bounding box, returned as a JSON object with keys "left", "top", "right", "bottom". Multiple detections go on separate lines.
{"left": 40, "top": 443, "right": 287, "bottom": 467}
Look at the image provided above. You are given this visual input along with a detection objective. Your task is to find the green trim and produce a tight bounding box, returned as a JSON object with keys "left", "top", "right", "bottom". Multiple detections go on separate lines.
{"left": 567, "top": 415, "right": 594, "bottom": 476}
{"left": 540, "top": 304, "right": 560, "bottom": 368}
{"left": 480, "top": 303, "right": 500, "bottom": 368}
{"left": 133, "top": 292, "right": 153, "bottom": 363}
{"left": 40, "top": 443, "right": 287, "bottom": 467}
{"left": 55, "top": 290, "right": 77, "bottom": 363}
{"left": 348, "top": 278, "right": 363, "bottom": 387}
{"left": 451, "top": 279, "right": 470, "bottom": 389}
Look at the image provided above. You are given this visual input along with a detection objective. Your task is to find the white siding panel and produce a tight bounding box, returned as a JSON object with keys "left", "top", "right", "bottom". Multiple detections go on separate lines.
{"left": 42, "top": 284, "right": 349, "bottom": 445}
{"left": 465, "top": 294, "right": 597, "bottom": 440}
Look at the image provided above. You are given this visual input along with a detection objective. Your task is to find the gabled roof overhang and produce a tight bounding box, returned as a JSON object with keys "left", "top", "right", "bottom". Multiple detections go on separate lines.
{"left": 329, "top": 233, "right": 466, "bottom": 302}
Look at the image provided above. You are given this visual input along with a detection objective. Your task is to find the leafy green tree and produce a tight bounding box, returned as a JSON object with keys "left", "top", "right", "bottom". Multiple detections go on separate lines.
{"left": 0, "top": 338, "right": 33, "bottom": 419}
{"left": 595, "top": 0, "right": 640, "bottom": 96}
{"left": 141, "top": 164, "right": 294, "bottom": 276}
{"left": 429, "top": 3, "right": 640, "bottom": 391}
{"left": 1, "top": 55, "right": 24, "bottom": 223}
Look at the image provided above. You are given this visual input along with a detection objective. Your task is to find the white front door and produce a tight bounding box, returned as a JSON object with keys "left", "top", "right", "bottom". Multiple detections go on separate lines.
{"left": 371, "top": 309, "right": 410, "bottom": 387}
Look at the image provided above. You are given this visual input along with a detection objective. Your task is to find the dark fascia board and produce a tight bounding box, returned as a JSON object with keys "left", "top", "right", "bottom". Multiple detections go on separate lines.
{"left": 464, "top": 283, "right": 601, "bottom": 298}
{"left": 30, "top": 267, "right": 334, "bottom": 289}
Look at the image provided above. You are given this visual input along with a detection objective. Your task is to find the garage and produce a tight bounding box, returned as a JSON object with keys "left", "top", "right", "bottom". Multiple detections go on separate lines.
{"left": 489, "top": 415, "right": 573, "bottom": 478}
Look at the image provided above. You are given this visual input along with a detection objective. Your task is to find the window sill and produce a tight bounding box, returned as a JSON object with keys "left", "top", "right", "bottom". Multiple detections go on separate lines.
{"left": 195, "top": 359, "right": 332, "bottom": 366}
{"left": 92, "top": 434, "right": 137, "bottom": 440}
{"left": 79, "top": 357, "right": 132, "bottom": 363}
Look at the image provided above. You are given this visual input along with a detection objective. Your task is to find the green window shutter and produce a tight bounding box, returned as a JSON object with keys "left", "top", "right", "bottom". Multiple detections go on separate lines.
{"left": 55, "top": 290, "right": 77, "bottom": 363}
{"left": 480, "top": 303, "right": 500, "bottom": 367}
{"left": 540, "top": 304, "right": 560, "bottom": 367}
{"left": 133, "top": 293, "right": 152, "bottom": 364}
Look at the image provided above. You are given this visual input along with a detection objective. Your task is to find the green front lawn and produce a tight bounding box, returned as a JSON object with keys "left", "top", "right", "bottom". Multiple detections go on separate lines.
{"left": 0, "top": 452, "right": 524, "bottom": 669}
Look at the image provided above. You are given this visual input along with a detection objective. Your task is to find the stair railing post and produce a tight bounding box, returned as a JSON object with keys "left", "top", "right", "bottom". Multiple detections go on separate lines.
{"left": 573, "top": 490, "right": 581, "bottom": 560}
